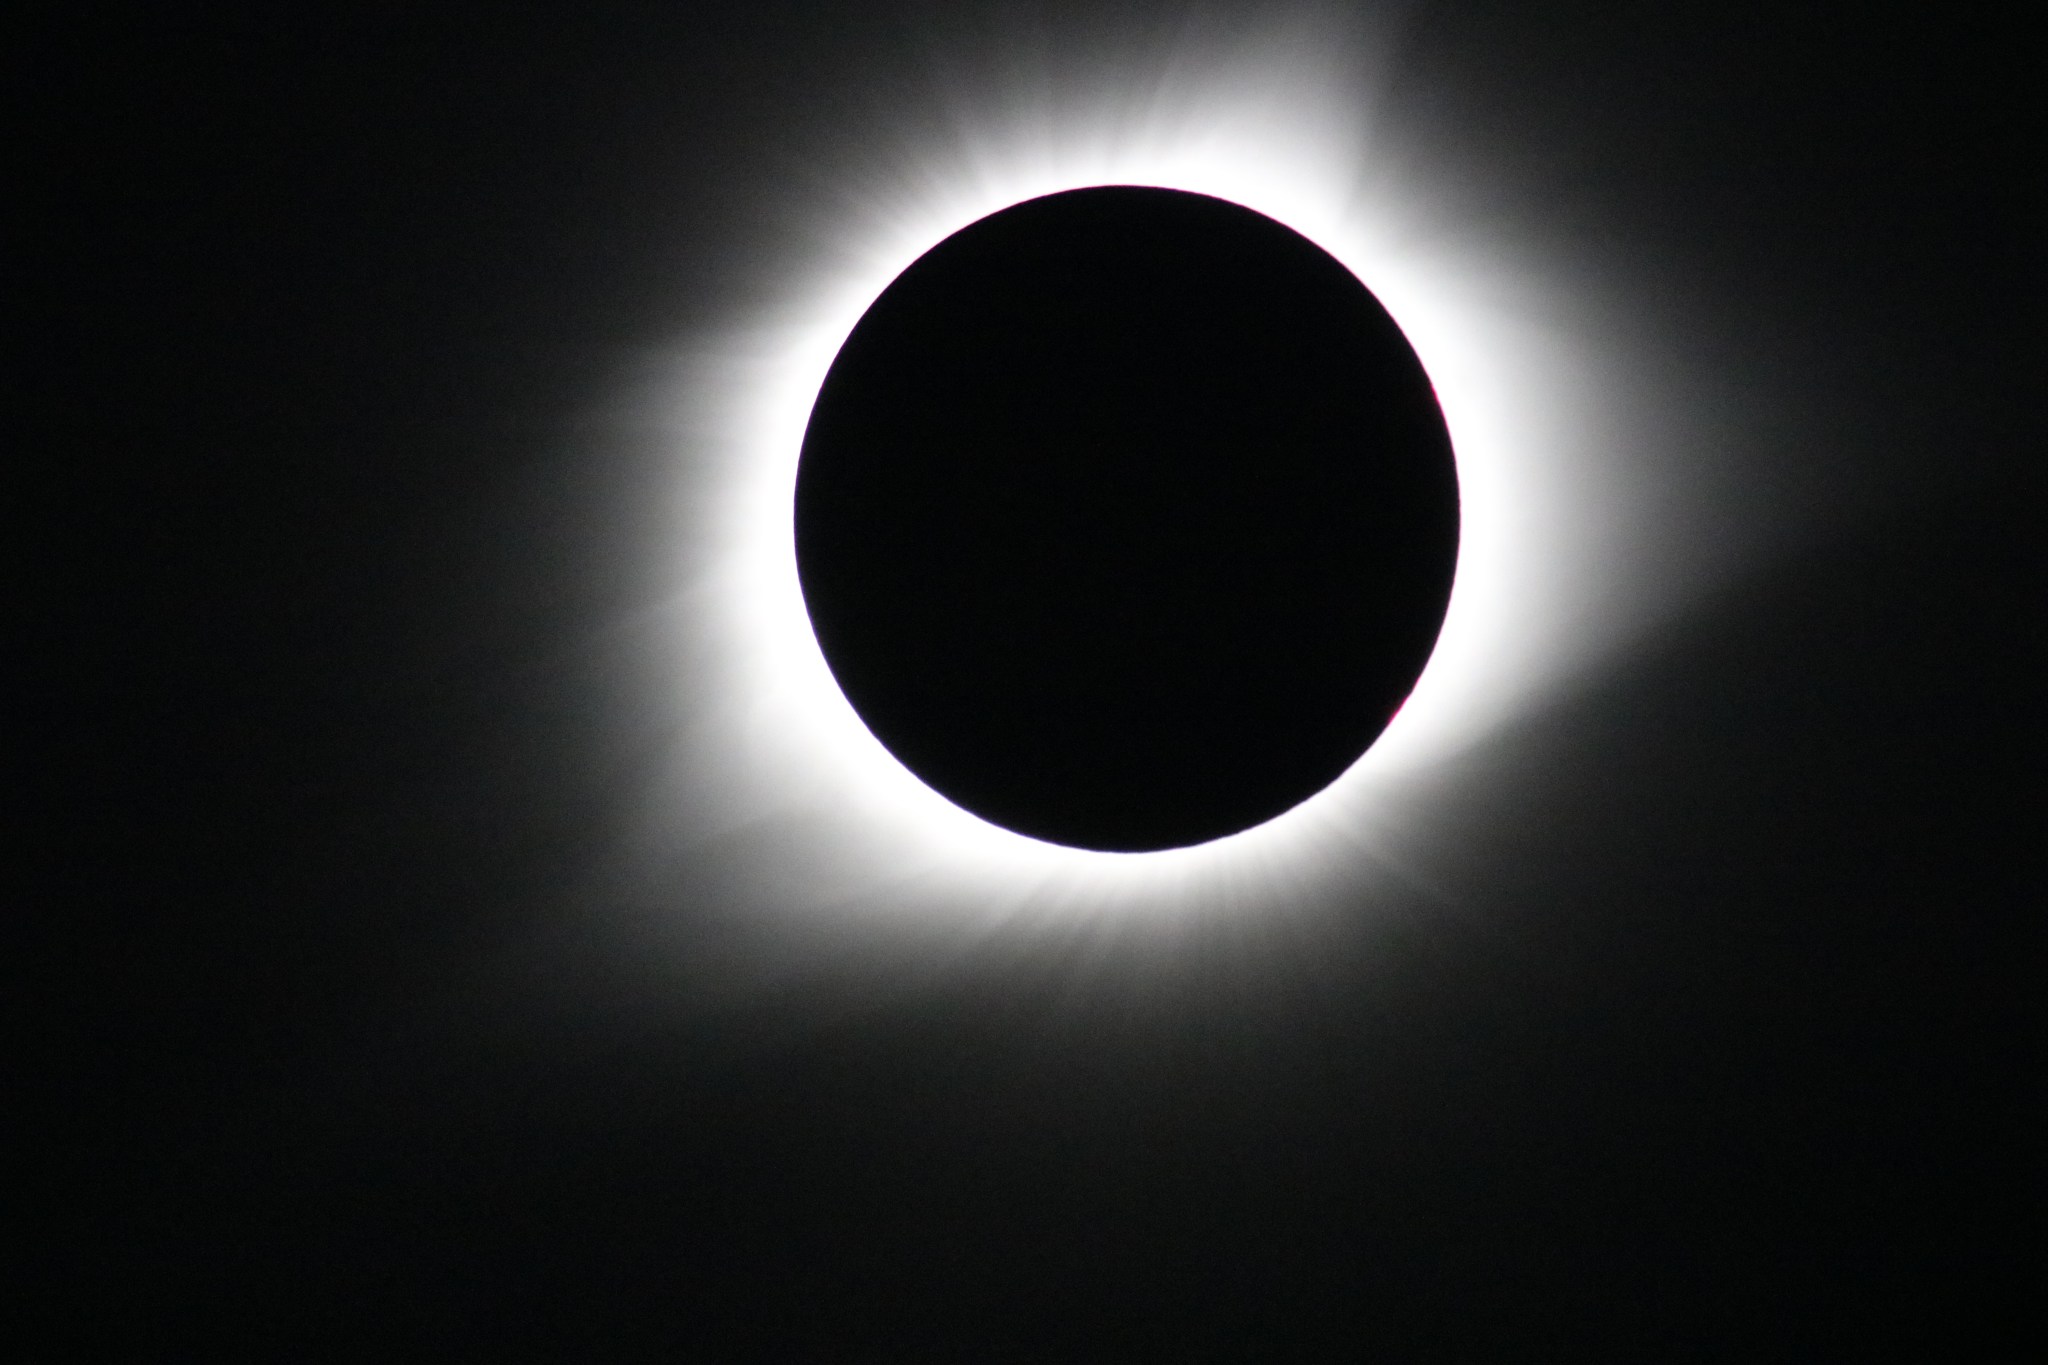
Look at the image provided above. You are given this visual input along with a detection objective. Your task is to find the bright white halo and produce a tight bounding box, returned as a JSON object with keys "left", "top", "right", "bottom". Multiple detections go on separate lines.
{"left": 631, "top": 17, "right": 1710, "bottom": 932}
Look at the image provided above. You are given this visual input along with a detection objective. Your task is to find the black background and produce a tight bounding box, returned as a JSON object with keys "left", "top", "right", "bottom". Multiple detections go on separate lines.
{"left": 20, "top": 3, "right": 2040, "bottom": 1353}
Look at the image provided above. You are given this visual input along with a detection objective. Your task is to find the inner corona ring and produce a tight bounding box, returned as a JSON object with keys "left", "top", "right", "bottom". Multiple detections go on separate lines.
{"left": 794, "top": 186, "right": 1459, "bottom": 853}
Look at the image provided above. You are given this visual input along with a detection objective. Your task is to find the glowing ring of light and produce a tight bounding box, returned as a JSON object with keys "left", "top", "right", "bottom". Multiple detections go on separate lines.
{"left": 652, "top": 24, "right": 1678, "bottom": 926}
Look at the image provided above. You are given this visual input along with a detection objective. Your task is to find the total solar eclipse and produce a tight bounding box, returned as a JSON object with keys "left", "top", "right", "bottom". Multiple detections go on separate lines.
{"left": 795, "top": 186, "right": 1459, "bottom": 853}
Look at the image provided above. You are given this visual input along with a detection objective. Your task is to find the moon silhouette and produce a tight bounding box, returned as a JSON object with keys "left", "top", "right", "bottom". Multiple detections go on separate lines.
{"left": 795, "top": 186, "right": 1458, "bottom": 852}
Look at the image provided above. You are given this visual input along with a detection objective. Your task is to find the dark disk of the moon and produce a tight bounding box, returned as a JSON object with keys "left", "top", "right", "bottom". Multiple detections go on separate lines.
{"left": 795, "top": 186, "right": 1459, "bottom": 852}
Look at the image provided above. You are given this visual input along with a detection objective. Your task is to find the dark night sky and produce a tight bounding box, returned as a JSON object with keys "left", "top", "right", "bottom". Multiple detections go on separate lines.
{"left": 20, "top": 3, "right": 2041, "bottom": 1353}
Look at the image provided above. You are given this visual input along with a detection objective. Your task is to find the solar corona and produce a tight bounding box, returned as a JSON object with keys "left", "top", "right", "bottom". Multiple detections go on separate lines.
{"left": 650, "top": 22, "right": 1700, "bottom": 926}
